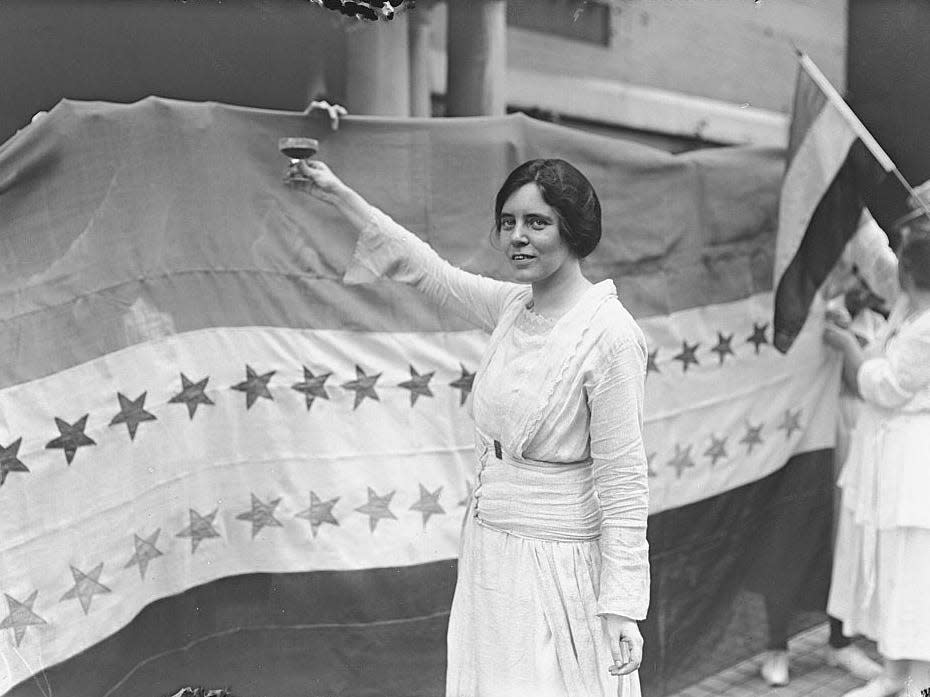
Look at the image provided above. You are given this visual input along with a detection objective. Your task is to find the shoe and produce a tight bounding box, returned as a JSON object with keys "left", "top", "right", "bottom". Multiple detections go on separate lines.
{"left": 826, "top": 644, "right": 883, "bottom": 681}
{"left": 760, "top": 650, "right": 790, "bottom": 687}
{"left": 839, "top": 675, "right": 906, "bottom": 697}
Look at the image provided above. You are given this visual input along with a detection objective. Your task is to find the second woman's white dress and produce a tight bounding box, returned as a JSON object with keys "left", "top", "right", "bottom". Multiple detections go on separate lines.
{"left": 344, "top": 206, "right": 651, "bottom": 696}
{"left": 828, "top": 301, "right": 930, "bottom": 660}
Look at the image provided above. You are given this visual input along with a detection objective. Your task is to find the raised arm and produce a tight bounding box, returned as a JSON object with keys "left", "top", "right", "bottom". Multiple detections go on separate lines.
{"left": 585, "top": 328, "right": 650, "bottom": 675}
{"left": 290, "top": 159, "right": 522, "bottom": 333}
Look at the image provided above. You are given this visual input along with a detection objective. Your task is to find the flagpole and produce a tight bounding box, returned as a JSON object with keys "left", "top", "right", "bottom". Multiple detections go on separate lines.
{"left": 890, "top": 167, "right": 930, "bottom": 223}
{"left": 797, "top": 53, "right": 894, "bottom": 170}
{"left": 794, "top": 48, "right": 930, "bottom": 224}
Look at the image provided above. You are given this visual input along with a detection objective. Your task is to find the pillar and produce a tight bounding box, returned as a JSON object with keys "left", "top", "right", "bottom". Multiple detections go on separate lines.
{"left": 445, "top": 0, "right": 507, "bottom": 116}
{"left": 344, "top": 12, "right": 411, "bottom": 116}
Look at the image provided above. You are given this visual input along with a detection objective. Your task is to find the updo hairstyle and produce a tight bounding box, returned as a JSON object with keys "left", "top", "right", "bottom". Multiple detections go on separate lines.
{"left": 493, "top": 159, "right": 602, "bottom": 258}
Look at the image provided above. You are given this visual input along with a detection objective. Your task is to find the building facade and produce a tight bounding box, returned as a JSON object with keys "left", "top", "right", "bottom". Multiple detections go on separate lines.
{"left": 425, "top": 0, "right": 847, "bottom": 150}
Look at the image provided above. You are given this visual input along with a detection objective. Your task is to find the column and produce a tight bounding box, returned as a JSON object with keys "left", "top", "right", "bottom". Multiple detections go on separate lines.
{"left": 408, "top": 1, "right": 436, "bottom": 117}
{"left": 445, "top": 0, "right": 507, "bottom": 116}
{"left": 344, "top": 12, "right": 412, "bottom": 116}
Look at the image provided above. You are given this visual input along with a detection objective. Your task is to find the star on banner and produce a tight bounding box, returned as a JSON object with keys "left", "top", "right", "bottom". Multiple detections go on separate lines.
{"left": 410, "top": 484, "right": 445, "bottom": 527}
{"left": 1, "top": 591, "right": 46, "bottom": 646}
{"left": 710, "top": 332, "right": 735, "bottom": 365}
{"left": 673, "top": 341, "right": 700, "bottom": 372}
{"left": 176, "top": 508, "right": 222, "bottom": 554}
{"left": 747, "top": 322, "right": 770, "bottom": 354}
{"left": 646, "top": 451, "right": 658, "bottom": 478}
{"left": 646, "top": 350, "right": 660, "bottom": 375}
{"left": 60, "top": 563, "right": 111, "bottom": 615}
{"left": 667, "top": 444, "right": 695, "bottom": 478}
{"left": 296, "top": 491, "right": 340, "bottom": 538}
{"left": 236, "top": 493, "right": 283, "bottom": 538}
{"left": 777, "top": 408, "right": 803, "bottom": 439}
{"left": 740, "top": 422, "right": 765, "bottom": 454}
{"left": 704, "top": 434, "right": 729, "bottom": 466}
{"left": 169, "top": 373, "right": 214, "bottom": 419}
{"left": 0, "top": 437, "right": 28, "bottom": 486}
{"left": 124, "top": 529, "right": 164, "bottom": 580}
{"left": 449, "top": 364, "right": 475, "bottom": 406}
{"left": 45, "top": 415, "right": 96, "bottom": 465}
{"left": 291, "top": 367, "right": 331, "bottom": 410}
{"left": 342, "top": 365, "right": 381, "bottom": 409}
{"left": 355, "top": 487, "right": 396, "bottom": 532}
{"left": 398, "top": 365, "right": 435, "bottom": 406}
{"left": 110, "top": 391, "right": 157, "bottom": 440}
{"left": 232, "top": 365, "right": 276, "bottom": 410}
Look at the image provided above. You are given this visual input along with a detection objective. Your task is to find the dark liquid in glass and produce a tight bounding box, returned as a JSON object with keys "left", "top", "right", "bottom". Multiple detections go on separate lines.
{"left": 281, "top": 146, "right": 317, "bottom": 160}
{"left": 279, "top": 137, "right": 319, "bottom": 161}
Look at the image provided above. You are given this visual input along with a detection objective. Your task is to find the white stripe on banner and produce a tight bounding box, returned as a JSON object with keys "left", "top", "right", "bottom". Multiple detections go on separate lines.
{"left": 774, "top": 101, "right": 858, "bottom": 286}
{"left": 0, "top": 291, "right": 838, "bottom": 690}
{"left": 643, "top": 291, "right": 837, "bottom": 511}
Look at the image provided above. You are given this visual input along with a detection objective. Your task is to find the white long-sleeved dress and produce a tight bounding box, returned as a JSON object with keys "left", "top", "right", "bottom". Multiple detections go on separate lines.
{"left": 344, "top": 206, "right": 651, "bottom": 696}
{"left": 828, "top": 300, "right": 930, "bottom": 660}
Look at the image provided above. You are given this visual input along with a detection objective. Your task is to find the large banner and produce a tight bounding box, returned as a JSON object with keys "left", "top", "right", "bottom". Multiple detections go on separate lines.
{"left": 0, "top": 99, "right": 837, "bottom": 696}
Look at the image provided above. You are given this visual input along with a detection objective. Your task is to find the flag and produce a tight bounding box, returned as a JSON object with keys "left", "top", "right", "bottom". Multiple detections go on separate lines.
{"left": 0, "top": 98, "right": 838, "bottom": 697}
{"left": 773, "top": 53, "right": 895, "bottom": 353}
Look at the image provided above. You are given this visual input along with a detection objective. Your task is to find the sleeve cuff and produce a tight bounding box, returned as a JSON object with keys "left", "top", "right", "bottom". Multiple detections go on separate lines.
{"left": 341, "top": 205, "right": 406, "bottom": 286}
{"left": 595, "top": 528, "right": 650, "bottom": 620}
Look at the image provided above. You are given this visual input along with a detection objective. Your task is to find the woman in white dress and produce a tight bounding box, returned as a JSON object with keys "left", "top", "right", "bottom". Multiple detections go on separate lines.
{"left": 823, "top": 228, "right": 930, "bottom": 697}
{"left": 288, "top": 157, "right": 650, "bottom": 696}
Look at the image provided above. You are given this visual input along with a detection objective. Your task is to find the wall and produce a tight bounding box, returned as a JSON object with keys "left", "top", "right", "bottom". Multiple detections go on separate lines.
{"left": 507, "top": 0, "right": 847, "bottom": 113}
{"left": 848, "top": 0, "right": 930, "bottom": 220}
{"left": 0, "top": 0, "right": 344, "bottom": 145}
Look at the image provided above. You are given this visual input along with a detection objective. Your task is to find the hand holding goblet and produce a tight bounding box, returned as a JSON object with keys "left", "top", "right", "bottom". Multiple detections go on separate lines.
{"left": 285, "top": 157, "right": 350, "bottom": 208}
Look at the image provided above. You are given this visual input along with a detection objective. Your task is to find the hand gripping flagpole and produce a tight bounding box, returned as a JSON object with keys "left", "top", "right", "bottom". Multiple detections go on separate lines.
{"left": 793, "top": 46, "right": 930, "bottom": 226}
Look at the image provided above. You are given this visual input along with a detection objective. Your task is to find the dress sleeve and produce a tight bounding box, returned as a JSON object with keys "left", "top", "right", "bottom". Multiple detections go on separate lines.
{"left": 858, "top": 319, "right": 930, "bottom": 409}
{"left": 845, "top": 214, "right": 900, "bottom": 306}
{"left": 586, "top": 333, "right": 650, "bottom": 620}
{"left": 342, "top": 204, "right": 522, "bottom": 333}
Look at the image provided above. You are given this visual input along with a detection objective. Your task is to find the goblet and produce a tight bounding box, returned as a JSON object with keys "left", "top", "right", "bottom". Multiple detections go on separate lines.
{"left": 279, "top": 137, "right": 319, "bottom": 182}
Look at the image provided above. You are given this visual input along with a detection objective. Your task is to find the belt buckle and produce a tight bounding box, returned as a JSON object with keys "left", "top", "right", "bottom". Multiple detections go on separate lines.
{"left": 493, "top": 440, "right": 502, "bottom": 460}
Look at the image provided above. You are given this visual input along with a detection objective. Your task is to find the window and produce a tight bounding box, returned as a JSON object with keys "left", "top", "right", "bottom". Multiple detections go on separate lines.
{"left": 507, "top": 0, "right": 611, "bottom": 46}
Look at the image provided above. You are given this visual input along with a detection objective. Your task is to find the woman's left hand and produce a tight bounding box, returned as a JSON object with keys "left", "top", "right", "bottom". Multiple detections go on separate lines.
{"left": 823, "top": 322, "right": 856, "bottom": 352}
{"left": 602, "top": 614, "right": 643, "bottom": 677}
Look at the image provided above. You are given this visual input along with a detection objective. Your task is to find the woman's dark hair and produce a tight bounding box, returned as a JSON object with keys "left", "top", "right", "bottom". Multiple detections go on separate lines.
{"left": 899, "top": 228, "right": 930, "bottom": 290}
{"left": 493, "top": 159, "right": 602, "bottom": 258}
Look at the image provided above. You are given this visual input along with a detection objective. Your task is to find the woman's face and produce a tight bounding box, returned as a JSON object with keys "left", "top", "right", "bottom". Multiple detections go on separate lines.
{"left": 499, "top": 183, "right": 575, "bottom": 285}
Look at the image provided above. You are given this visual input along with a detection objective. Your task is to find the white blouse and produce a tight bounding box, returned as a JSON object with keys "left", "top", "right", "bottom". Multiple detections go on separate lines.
{"left": 859, "top": 302, "right": 930, "bottom": 413}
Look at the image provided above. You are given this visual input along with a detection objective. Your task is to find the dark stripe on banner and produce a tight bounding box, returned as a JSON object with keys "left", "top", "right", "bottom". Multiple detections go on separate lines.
{"left": 0, "top": 97, "right": 784, "bottom": 389}
{"left": 7, "top": 561, "right": 457, "bottom": 697}
{"left": 9, "top": 451, "right": 833, "bottom": 697}
{"left": 639, "top": 448, "right": 834, "bottom": 696}
{"left": 786, "top": 67, "right": 829, "bottom": 165}
{"left": 774, "top": 139, "right": 888, "bottom": 352}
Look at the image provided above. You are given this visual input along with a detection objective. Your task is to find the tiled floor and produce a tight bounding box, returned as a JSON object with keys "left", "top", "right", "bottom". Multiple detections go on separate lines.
{"left": 665, "top": 623, "right": 896, "bottom": 697}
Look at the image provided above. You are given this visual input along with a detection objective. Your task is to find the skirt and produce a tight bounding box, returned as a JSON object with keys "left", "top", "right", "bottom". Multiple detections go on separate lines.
{"left": 445, "top": 512, "right": 642, "bottom": 697}
{"left": 828, "top": 507, "right": 930, "bottom": 661}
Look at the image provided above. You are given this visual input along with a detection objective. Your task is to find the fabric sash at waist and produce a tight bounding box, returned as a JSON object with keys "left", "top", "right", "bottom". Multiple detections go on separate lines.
{"left": 472, "top": 432, "right": 600, "bottom": 542}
